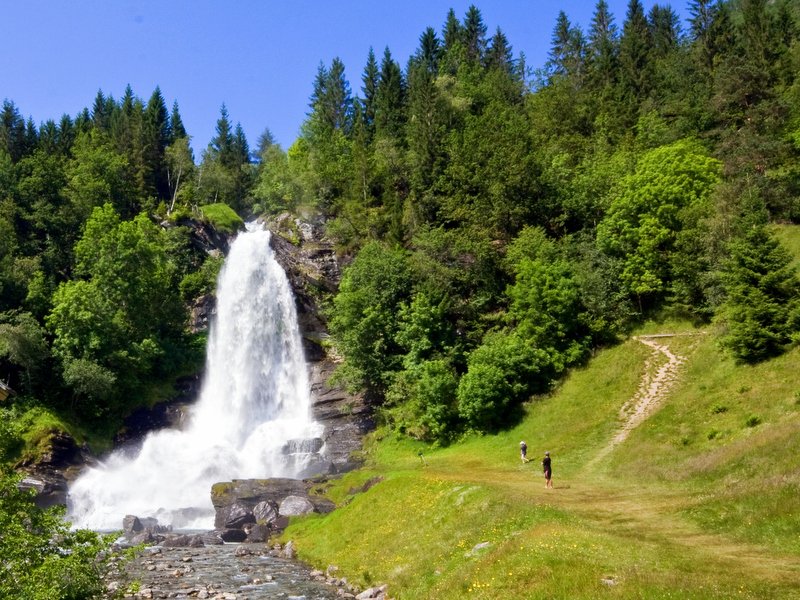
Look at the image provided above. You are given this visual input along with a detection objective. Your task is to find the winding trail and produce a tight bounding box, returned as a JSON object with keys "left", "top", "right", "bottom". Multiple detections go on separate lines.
{"left": 587, "top": 334, "right": 691, "bottom": 468}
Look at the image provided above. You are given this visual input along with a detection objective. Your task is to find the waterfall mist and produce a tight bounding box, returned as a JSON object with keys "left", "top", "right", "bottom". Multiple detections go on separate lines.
{"left": 68, "top": 223, "right": 323, "bottom": 530}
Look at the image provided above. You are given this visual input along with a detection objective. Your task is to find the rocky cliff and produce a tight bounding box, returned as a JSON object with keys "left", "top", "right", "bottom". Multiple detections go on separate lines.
{"left": 265, "top": 213, "right": 373, "bottom": 474}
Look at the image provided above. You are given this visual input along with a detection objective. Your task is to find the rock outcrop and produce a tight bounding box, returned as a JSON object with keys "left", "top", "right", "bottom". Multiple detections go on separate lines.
{"left": 16, "top": 430, "right": 92, "bottom": 508}
{"left": 266, "top": 213, "right": 374, "bottom": 474}
{"left": 210, "top": 478, "right": 335, "bottom": 542}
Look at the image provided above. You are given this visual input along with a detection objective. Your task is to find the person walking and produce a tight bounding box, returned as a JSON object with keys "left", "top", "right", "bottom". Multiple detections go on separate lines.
{"left": 542, "top": 451, "right": 553, "bottom": 489}
{"left": 519, "top": 441, "right": 528, "bottom": 463}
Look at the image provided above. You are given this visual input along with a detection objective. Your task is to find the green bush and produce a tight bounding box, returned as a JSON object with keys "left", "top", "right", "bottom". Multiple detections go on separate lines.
{"left": 0, "top": 469, "right": 112, "bottom": 599}
{"left": 179, "top": 255, "right": 223, "bottom": 302}
{"left": 457, "top": 331, "right": 553, "bottom": 431}
{"left": 745, "top": 414, "right": 762, "bottom": 428}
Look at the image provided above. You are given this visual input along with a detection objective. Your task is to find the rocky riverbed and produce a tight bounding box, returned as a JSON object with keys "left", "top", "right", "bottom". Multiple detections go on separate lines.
{"left": 104, "top": 542, "right": 388, "bottom": 600}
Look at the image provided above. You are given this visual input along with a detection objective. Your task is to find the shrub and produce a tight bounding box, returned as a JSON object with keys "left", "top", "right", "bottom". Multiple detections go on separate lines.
{"left": 0, "top": 469, "right": 112, "bottom": 599}
{"left": 745, "top": 414, "right": 762, "bottom": 428}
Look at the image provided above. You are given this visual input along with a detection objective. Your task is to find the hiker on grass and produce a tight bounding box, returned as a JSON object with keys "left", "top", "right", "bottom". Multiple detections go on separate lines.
{"left": 542, "top": 451, "right": 553, "bottom": 489}
{"left": 519, "top": 441, "right": 528, "bottom": 463}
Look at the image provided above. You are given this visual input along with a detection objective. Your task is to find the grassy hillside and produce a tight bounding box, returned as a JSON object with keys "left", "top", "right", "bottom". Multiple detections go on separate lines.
{"left": 284, "top": 324, "right": 800, "bottom": 599}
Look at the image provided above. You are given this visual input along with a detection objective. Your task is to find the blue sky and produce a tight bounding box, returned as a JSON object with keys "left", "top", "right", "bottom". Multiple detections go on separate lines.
{"left": 4, "top": 1, "right": 689, "bottom": 155}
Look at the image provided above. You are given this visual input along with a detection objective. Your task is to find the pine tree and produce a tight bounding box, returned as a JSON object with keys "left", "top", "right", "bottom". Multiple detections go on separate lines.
{"left": 485, "top": 27, "right": 514, "bottom": 73}
{"left": 587, "top": 0, "right": 619, "bottom": 93}
{"left": 360, "top": 47, "right": 379, "bottom": 137}
{"left": 462, "top": 5, "right": 487, "bottom": 65}
{"left": 374, "top": 47, "right": 406, "bottom": 141}
{"left": 170, "top": 101, "right": 187, "bottom": 141}
{"left": 142, "top": 86, "right": 171, "bottom": 199}
{"left": 417, "top": 27, "right": 441, "bottom": 74}
{"left": 719, "top": 226, "right": 800, "bottom": 363}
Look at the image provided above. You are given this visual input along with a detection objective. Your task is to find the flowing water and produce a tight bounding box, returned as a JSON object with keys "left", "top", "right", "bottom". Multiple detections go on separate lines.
{"left": 68, "top": 223, "right": 323, "bottom": 530}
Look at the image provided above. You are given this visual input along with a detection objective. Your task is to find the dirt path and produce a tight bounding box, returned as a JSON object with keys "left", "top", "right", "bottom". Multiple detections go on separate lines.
{"left": 587, "top": 334, "right": 688, "bottom": 468}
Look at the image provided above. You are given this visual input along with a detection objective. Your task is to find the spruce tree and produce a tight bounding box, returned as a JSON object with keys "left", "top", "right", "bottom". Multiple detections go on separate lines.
{"left": 0, "top": 100, "right": 26, "bottom": 161}
{"left": 360, "top": 47, "right": 379, "bottom": 137}
{"left": 719, "top": 226, "right": 800, "bottom": 363}
{"left": 375, "top": 47, "right": 406, "bottom": 141}
{"left": 618, "top": 0, "right": 653, "bottom": 120}
{"left": 485, "top": 27, "right": 514, "bottom": 73}
{"left": 587, "top": 0, "right": 619, "bottom": 94}
{"left": 142, "top": 86, "right": 171, "bottom": 199}
{"left": 417, "top": 27, "right": 441, "bottom": 74}
{"left": 462, "top": 5, "right": 487, "bottom": 65}
{"left": 170, "top": 101, "right": 187, "bottom": 141}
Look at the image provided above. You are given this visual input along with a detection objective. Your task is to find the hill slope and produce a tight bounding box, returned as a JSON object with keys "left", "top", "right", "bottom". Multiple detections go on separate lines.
{"left": 285, "top": 323, "right": 800, "bottom": 599}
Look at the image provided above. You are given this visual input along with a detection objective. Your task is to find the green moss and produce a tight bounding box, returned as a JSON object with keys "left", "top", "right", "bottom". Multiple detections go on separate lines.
{"left": 199, "top": 203, "right": 244, "bottom": 234}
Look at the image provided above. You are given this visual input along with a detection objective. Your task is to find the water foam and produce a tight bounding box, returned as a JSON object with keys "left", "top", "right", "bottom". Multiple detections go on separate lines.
{"left": 68, "top": 223, "right": 322, "bottom": 530}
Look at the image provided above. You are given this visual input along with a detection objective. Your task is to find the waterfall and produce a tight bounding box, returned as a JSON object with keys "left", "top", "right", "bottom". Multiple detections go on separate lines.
{"left": 67, "top": 223, "right": 323, "bottom": 530}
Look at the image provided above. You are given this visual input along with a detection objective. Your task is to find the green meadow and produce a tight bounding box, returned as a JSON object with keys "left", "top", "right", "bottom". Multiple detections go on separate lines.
{"left": 285, "top": 329, "right": 800, "bottom": 599}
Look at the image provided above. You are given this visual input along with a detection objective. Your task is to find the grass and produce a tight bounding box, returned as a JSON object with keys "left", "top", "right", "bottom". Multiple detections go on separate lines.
{"left": 199, "top": 202, "right": 244, "bottom": 234}
{"left": 283, "top": 325, "right": 800, "bottom": 599}
{"left": 772, "top": 223, "right": 800, "bottom": 270}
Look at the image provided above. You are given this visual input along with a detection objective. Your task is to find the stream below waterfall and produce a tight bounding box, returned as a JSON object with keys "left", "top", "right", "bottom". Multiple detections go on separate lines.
{"left": 107, "top": 544, "right": 341, "bottom": 599}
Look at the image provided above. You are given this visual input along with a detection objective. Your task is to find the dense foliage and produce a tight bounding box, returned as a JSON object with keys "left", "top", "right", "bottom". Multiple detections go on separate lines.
{"left": 1, "top": 1, "right": 800, "bottom": 452}
{"left": 0, "top": 469, "right": 111, "bottom": 599}
{"left": 285, "top": 1, "right": 800, "bottom": 441}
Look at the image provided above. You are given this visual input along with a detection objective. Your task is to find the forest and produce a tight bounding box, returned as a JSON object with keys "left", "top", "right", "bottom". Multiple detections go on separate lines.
{"left": 1, "top": 0, "right": 800, "bottom": 593}
{"left": 1, "top": 0, "right": 799, "bottom": 447}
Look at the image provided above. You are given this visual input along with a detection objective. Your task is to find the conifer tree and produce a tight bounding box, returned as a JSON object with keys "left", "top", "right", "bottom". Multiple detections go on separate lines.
{"left": 485, "top": 27, "right": 514, "bottom": 74}
{"left": 360, "top": 47, "right": 379, "bottom": 137}
{"left": 442, "top": 8, "right": 462, "bottom": 53}
{"left": 618, "top": 0, "right": 653, "bottom": 120}
{"left": 587, "top": 0, "right": 619, "bottom": 94}
{"left": 170, "top": 101, "right": 187, "bottom": 141}
{"left": 648, "top": 4, "right": 682, "bottom": 59}
{"left": 719, "top": 226, "right": 800, "bottom": 363}
{"left": 547, "top": 11, "right": 585, "bottom": 81}
{"left": 142, "top": 87, "right": 171, "bottom": 199}
{"left": 0, "top": 100, "right": 27, "bottom": 161}
{"left": 417, "top": 27, "right": 441, "bottom": 74}
{"left": 375, "top": 47, "right": 406, "bottom": 140}
{"left": 462, "top": 5, "right": 487, "bottom": 65}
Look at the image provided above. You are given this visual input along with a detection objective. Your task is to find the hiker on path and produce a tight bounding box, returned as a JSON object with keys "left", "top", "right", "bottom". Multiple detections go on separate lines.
{"left": 519, "top": 441, "right": 528, "bottom": 463}
{"left": 542, "top": 451, "right": 553, "bottom": 489}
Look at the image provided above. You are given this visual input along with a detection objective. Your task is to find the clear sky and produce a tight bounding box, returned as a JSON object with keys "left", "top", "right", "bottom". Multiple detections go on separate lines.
{"left": 4, "top": 1, "right": 689, "bottom": 155}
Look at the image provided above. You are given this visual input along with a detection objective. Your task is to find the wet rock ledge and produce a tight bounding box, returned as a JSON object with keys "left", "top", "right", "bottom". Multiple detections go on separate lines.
{"left": 210, "top": 477, "right": 335, "bottom": 543}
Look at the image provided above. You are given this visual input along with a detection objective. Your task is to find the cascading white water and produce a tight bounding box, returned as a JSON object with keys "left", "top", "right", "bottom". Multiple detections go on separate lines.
{"left": 68, "top": 223, "right": 323, "bottom": 530}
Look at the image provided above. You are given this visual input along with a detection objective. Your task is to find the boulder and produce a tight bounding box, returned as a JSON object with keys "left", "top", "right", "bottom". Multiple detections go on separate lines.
{"left": 211, "top": 478, "right": 334, "bottom": 537}
{"left": 252, "top": 500, "right": 278, "bottom": 524}
{"left": 123, "top": 515, "right": 143, "bottom": 534}
{"left": 219, "top": 528, "right": 247, "bottom": 543}
{"left": 219, "top": 502, "right": 255, "bottom": 529}
{"left": 244, "top": 523, "right": 270, "bottom": 543}
{"left": 279, "top": 495, "right": 315, "bottom": 516}
{"left": 162, "top": 534, "right": 205, "bottom": 548}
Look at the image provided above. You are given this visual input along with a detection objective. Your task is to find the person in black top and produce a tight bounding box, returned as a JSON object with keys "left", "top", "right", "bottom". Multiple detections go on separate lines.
{"left": 519, "top": 441, "right": 528, "bottom": 463}
{"left": 542, "top": 451, "right": 553, "bottom": 489}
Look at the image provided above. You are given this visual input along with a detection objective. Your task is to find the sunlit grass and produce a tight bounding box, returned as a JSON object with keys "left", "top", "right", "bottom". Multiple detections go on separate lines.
{"left": 284, "top": 322, "right": 800, "bottom": 599}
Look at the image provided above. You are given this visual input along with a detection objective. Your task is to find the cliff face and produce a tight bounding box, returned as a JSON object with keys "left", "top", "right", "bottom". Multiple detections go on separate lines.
{"left": 265, "top": 214, "right": 373, "bottom": 474}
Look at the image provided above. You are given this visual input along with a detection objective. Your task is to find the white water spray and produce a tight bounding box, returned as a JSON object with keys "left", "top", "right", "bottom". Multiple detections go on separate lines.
{"left": 68, "top": 223, "right": 323, "bottom": 530}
